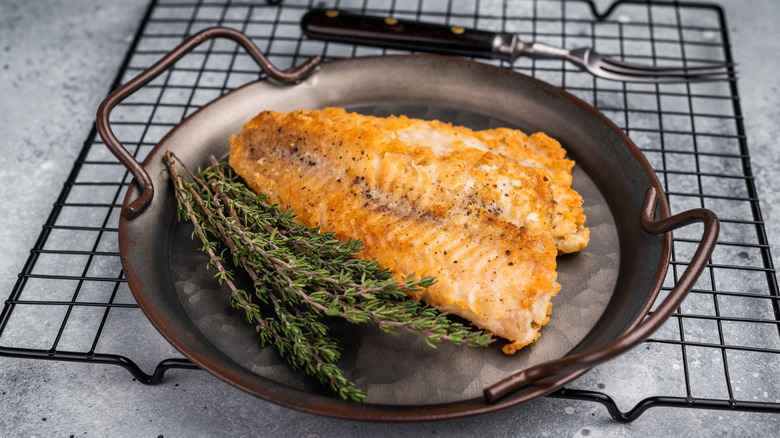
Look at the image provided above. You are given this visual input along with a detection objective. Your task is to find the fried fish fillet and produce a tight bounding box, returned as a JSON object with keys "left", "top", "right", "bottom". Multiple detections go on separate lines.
{"left": 229, "top": 107, "right": 588, "bottom": 353}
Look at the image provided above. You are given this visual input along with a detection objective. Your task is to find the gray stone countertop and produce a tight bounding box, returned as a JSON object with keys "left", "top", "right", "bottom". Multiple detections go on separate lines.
{"left": 1, "top": 0, "right": 779, "bottom": 436}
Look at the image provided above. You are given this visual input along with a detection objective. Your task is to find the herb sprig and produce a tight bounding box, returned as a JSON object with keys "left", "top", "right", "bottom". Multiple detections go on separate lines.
{"left": 163, "top": 151, "right": 492, "bottom": 401}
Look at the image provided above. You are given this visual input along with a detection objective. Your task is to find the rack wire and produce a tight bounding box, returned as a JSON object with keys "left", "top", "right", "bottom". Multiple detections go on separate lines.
{"left": 2, "top": 0, "right": 778, "bottom": 422}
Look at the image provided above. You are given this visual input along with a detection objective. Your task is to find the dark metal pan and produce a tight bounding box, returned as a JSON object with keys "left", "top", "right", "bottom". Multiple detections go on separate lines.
{"left": 97, "top": 28, "right": 718, "bottom": 421}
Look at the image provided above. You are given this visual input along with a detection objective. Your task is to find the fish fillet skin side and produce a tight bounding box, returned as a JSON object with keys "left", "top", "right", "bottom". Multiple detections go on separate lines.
{"left": 229, "top": 108, "right": 588, "bottom": 353}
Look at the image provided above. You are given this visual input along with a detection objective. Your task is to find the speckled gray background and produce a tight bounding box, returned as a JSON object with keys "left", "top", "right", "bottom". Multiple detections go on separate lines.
{"left": 1, "top": 0, "right": 779, "bottom": 436}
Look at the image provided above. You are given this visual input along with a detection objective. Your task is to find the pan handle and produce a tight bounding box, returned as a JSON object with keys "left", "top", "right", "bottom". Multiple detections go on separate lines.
{"left": 96, "top": 27, "right": 321, "bottom": 219}
{"left": 484, "top": 186, "right": 719, "bottom": 403}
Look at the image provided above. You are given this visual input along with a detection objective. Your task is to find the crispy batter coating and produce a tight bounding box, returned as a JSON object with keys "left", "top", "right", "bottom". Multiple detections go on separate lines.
{"left": 229, "top": 108, "right": 589, "bottom": 353}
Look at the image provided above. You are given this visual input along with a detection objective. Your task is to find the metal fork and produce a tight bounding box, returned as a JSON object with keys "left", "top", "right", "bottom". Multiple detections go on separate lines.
{"left": 530, "top": 44, "right": 731, "bottom": 83}
{"left": 301, "top": 9, "right": 733, "bottom": 83}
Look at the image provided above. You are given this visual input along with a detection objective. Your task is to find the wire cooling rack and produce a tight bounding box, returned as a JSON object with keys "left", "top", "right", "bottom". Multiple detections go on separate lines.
{"left": 1, "top": 0, "right": 778, "bottom": 422}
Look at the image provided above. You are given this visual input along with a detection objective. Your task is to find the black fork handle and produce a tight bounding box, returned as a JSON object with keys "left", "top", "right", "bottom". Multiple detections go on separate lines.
{"left": 301, "top": 8, "right": 517, "bottom": 61}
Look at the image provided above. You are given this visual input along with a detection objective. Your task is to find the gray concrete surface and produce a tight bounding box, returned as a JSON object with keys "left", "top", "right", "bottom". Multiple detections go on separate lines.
{"left": 1, "top": 0, "right": 779, "bottom": 436}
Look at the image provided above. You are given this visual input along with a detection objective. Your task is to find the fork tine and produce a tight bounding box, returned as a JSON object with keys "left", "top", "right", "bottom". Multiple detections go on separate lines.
{"left": 606, "top": 69, "right": 734, "bottom": 82}
{"left": 598, "top": 65, "right": 735, "bottom": 82}
{"left": 616, "top": 74, "right": 734, "bottom": 84}
{"left": 588, "top": 65, "right": 735, "bottom": 83}
{"left": 598, "top": 56, "right": 734, "bottom": 78}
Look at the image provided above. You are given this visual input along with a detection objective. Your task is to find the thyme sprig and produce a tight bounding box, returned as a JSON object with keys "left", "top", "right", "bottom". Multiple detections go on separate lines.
{"left": 163, "top": 151, "right": 493, "bottom": 401}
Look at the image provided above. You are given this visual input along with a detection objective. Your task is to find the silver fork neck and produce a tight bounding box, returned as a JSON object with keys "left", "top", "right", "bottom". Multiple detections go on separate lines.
{"left": 513, "top": 40, "right": 572, "bottom": 61}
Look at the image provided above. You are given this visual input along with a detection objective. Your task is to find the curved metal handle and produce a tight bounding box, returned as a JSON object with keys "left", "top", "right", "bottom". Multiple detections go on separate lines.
{"left": 96, "top": 27, "right": 321, "bottom": 219}
{"left": 484, "top": 186, "right": 719, "bottom": 403}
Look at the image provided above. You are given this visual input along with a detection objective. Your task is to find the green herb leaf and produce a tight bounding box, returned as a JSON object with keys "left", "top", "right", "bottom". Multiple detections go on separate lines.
{"left": 163, "top": 151, "right": 493, "bottom": 401}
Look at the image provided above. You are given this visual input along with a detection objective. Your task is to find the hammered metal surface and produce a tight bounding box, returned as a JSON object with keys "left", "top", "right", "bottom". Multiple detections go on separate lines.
{"left": 168, "top": 105, "right": 620, "bottom": 405}
{"left": 120, "top": 56, "right": 666, "bottom": 418}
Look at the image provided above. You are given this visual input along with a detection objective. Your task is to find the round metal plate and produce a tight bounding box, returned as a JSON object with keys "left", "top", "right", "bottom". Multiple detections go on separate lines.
{"left": 118, "top": 55, "right": 670, "bottom": 421}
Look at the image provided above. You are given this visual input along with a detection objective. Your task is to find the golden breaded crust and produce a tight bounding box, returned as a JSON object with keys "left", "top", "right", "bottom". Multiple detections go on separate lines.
{"left": 229, "top": 108, "right": 587, "bottom": 353}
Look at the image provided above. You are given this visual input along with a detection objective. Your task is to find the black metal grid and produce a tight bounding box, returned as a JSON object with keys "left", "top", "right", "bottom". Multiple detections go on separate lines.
{"left": 2, "top": 0, "right": 778, "bottom": 422}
